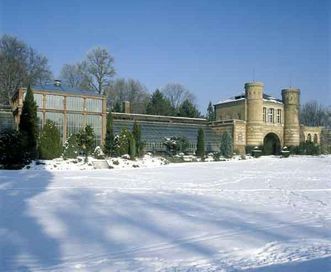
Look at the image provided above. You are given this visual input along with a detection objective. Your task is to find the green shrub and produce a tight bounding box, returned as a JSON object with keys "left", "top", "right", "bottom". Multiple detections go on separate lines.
{"left": 196, "top": 128, "right": 205, "bottom": 160}
{"left": 113, "top": 129, "right": 134, "bottom": 157}
{"left": 76, "top": 125, "right": 96, "bottom": 161}
{"left": 220, "top": 131, "right": 233, "bottom": 158}
{"left": 0, "top": 129, "right": 25, "bottom": 169}
{"left": 38, "top": 120, "right": 62, "bottom": 160}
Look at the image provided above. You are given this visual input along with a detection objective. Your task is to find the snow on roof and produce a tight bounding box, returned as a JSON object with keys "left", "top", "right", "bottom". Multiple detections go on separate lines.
{"left": 215, "top": 92, "right": 283, "bottom": 105}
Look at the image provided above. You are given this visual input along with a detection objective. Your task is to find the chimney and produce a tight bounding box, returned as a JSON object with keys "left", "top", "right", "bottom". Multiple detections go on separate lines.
{"left": 54, "top": 79, "right": 62, "bottom": 87}
{"left": 122, "top": 101, "right": 131, "bottom": 114}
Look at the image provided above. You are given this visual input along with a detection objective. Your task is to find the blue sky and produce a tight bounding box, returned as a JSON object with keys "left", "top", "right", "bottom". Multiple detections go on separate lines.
{"left": 1, "top": 0, "right": 330, "bottom": 111}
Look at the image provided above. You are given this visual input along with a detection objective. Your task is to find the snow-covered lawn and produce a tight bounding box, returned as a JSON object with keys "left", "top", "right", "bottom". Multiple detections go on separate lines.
{"left": 1, "top": 156, "right": 330, "bottom": 271}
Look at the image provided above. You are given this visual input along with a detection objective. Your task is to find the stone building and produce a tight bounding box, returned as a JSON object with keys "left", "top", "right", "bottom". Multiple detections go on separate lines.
{"left": 213, "top": 82, "right": 323, "bottom": 154}
{"left": 6, "top": 80, "right": 323, "bottom": 155}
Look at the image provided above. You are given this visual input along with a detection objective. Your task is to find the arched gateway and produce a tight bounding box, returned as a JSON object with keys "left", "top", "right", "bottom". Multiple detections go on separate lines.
{"left": 263, "top": 133, "right": 281, "bottom": 155}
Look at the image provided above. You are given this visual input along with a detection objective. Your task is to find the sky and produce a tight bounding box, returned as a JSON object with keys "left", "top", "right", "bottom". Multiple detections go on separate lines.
{"left": 1, "top": 0, "right": 330, "bottom": 112}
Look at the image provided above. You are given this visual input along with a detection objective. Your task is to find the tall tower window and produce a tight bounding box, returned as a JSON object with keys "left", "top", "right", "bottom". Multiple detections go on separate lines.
{"left": 267, "top": 108, "right": 274, "bottom": 123}
{"left": 263, "top": 107, "right": 266, "bottom": 122}
{"left": 277, "top": 109, "right": 281, "bottom": 123}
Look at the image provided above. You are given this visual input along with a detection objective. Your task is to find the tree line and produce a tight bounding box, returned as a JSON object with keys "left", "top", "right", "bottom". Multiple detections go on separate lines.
{"left": 1, "top": 33, "right": 330, "bottom": 125}
{"left": 0, "top": 34, "right": 216, "bottom": 118}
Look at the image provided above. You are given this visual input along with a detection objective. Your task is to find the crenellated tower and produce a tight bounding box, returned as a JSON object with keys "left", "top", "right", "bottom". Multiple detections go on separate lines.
{"left": 282, "top": 88, "right": 300, "bottom": 147}
{"left": 245, "top": 82, "right": 264, "bottom": 147}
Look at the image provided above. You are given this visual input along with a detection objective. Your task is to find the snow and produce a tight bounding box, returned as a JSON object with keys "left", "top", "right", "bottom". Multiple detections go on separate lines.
{"left": 0, "top": 156, "right": 330, "bottom": 271}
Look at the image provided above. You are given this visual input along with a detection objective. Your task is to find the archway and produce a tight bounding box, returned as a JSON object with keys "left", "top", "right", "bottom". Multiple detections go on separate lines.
{"left": 263, "top": 133, "right": 281, "bottom": 155}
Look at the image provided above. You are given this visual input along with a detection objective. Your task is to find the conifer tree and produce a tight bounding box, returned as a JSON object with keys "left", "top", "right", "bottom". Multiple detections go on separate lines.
{"left": 132, "top": 120, "right": 143, "bottom": 157}
{"left": 146, "top": 89, "right": 174, "bottom": 116}
{"left": 77, "top": 125, "right": 96, "bottom": 162}
{"left": 62, "top": 134, "right": 79, "bottom": 160}
{"left": 19, "top": 85, "right": 38, "bottom": 161}
{"left": 207, "top": 101, "right": 215, "bottom": 122}
{"left": 38, "top": 120, "right": 62, "bottom": 159}
{"left": 220, "top": 130, "right": 233, "bottom": 158}
{"left": 196, "top": 128, "right": 205, "bottom": 160}
{"left": 103, "top": 111, "right": 114, "bottom": 156}
{"left": 178, "top": 99, "right": 200, "bottom": 118}
{"left": 129, "top": 135, "right": 136, "bottom": 159}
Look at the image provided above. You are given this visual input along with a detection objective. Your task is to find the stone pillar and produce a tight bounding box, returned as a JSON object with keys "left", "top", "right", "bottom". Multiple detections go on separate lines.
{"left": 282, "top": 88, "right": 301, "bottom": 146}
{"left": 123, "top": 101, "right": 131, "bottom": 114}
{"left": 245, "top": 82, "right": 264, "bottom": 147}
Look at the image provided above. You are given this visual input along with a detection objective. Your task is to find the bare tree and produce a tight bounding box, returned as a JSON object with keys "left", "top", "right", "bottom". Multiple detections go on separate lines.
{"left": 300, "top": 101, "right": 329, "bottom": 127}
{"left": 60, "top": 47, "right": 115, "bottom": 95}
{"left": 161, "top": 83, "right": 195, "bottom": 110}
{"left": 60, "top": 63, "right": 91, "bottom": 89}
{"left": 0, "top": 34, "right": 52, "bottom": 104}
{"left": 83, "top": 47, "right": 115, "bottom": 94}
{"left": 106, "top": 78, "right": 150, "bottom": 113}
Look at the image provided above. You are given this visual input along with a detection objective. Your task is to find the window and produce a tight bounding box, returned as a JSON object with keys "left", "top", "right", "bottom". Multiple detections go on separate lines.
{"left": 86, "top": 98, "right": 102, "bottom": 112}
{"left": 307, "top": 133, "right": 312, "bottom": 142}
{"left": 66, "top": 96, "right": 84, "bottom": 111}
{"left": 34, "top": 94, "right": 44, "bottom": 109}
{"left": 263, "top": 107, "right": 266, "bottom": 122}
{"left": 277, "top": 109, "right": 281, "bottom": 123}
{"left": 67, "top": 113, "right": 85, "bottom": 136}
{"left": 267, "top": 108, "right": 274, "bottom": 123}
{"left": 86, "top": 115, "right": 102, "bottom": 145}
{"left": 45, "top": 95, "right": 64, "bottom": 110}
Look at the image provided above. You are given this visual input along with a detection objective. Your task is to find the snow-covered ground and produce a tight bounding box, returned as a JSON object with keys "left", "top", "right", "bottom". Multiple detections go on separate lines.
{"left": 0, "top": 156, "right": 330, "bottom": 271}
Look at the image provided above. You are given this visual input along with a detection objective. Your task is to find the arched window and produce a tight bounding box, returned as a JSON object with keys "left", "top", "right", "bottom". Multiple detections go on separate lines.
{"left": 313, "top": 134, "right": 318, "bottom": 143}
{"left": 307, "top": 133, "right": 312, "bottom": 142}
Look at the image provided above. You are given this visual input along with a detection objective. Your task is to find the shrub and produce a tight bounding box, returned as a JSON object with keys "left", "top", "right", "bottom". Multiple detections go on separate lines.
{"left": 63, "top": 134, "right": 79, "bottom": 160}
{"left": 196, "top": 128, "right": 205, "bottom": 160}
{"left": 0, "top": 129, "right": 25, "bottom": 169}
{"left": 103, "top": 111, "right": 115, "bottom": 156}
{"left": 132, "top": 121, "right": 144, "bottom": 157}
{"left": 220, "top": 131, "right": 233, "bottom": 158}
{"left": 76, "top": 125, "right": 96, "bottom": 161}
{"left": 93, "top": 146, "right": 105, "bottom": 159}
{"left": 38, "top": 120, "right": 62, "bottom": 160}
{"left": 113, "top": 129, "right": 136, "bottom": 158}
{"left": 163, "top": 136, "right": 190, "bottom": 155}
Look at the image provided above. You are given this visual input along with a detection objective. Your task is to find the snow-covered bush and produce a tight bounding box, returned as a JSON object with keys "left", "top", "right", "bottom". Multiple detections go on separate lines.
{"left": 113, "top": 129, "right": 136, "bottom": 159}
{"left": 62, "top": 134, "right": 79, "bottom": 160}
{"left": 163, "top": 136, "right": 189, "bottom": 155}
{"left": 93, "top": 146, "right": 105, "bottom": 159}
{"left": 38, "top": 120, "right": 62, "bottom": 160}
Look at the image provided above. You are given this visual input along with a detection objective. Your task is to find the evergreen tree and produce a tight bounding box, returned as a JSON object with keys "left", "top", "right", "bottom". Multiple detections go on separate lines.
{"left": 113, "top": 101, "right": 122, "bottom": 112}
{"left": 113, "top": 128, "right": 132, "bottom": 156}
{"left": 146, "top": 89, "right": 174, "bottom": 116}
{"left": 196, "top": 128, "right": 205, "bottom": 159}
{"left": 77, "top": 125, "right": 96, "bottom": 162}
{"left": 129, "top": 135, "right": 136, "bottom": 159}
{"left": 62, "top": 134, "right": 79, "bottom": 160}
{"left": 132, "top": 121, "right": 143, "bottom": 157}
{"left": 178, "top": 99, "right": 200, "bottom": 118}
{"left": 19, "top": 85, "right": 38, "bottom": 161}
{"left": 220, "top": 130, "right": 233, "bottom": 158}
{"left": 103, "top": 111, "right": 114, "bottom": 156}
{"left": 206, "top": 101, "right": 215, "bottom": 122}
{"left": 38, "top": 120, "right": 62, "bottom": 160}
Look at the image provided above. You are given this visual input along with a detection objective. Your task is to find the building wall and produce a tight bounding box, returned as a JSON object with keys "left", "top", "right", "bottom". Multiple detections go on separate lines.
{"left": 12, "top": 87, "right": 106, "bottom": 145}
{"left": 300, "top": 125, "right": 322, "bottom": 144}
{"left": 0, "top": 107, "right": 15, "bottom": 131}
{"left": 215, "top": 100, "right": 246, "bottom": 121}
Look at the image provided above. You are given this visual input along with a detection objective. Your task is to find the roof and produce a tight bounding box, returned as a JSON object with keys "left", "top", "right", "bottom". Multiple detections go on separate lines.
{"left": 31, "top": 83, "right": 103, "bottom": 97}
{"left": 215, "top": 92, "right": 283, "bottom": 105}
